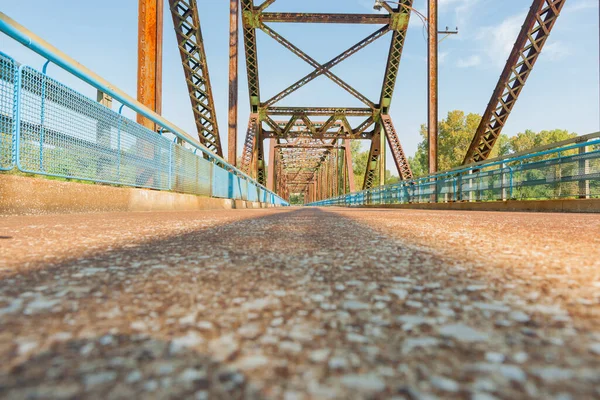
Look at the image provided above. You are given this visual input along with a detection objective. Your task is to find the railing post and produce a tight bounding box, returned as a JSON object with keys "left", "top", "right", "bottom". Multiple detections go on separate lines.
{"left": 509, "top": 166, "right": 514, "bottom": 200}
{"left": 168, "top": 140, "right": 173, "bottom": 190}
{"left": 117, "top": 104, "right": 125, "bottom": 180}
{"left": 39, "top": 60, "right": 50, "bottom": 171}
{"left": 468, "top": 170, "right": 473, "bottom": 202}
{"left": 579, "top": 144, "right": 590, "bottom": 199}
{"left": 501, "top": 162, "right": 507, "bottom": 201}
{"left": 13, "top": 64, "right": 22, "bottom": 170}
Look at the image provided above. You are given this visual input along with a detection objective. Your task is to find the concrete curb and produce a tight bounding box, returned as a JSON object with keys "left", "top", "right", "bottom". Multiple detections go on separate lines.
{"left": 355, "top": 199, "right": 600, "bottom": 213}
{"left": 0, "top": 175, "right": 277, "bottom": 215}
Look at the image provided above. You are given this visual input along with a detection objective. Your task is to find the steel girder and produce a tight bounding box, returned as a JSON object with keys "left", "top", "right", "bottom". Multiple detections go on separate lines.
{"left": 362, "top": 0, "right": 413, "bottom": 190}
{"left": 382, "top": 114, "right": 413, "bottom": 180}
{"left": 240, "top": 0, "right": 413, "bottom": 196}
{"left": 169, "top": 0, "right": 223, "bottom": 156}
{"left": 262, "top": 115, "right": 375, "bottom": 140}
{"left": 463, "top": 0, "right": 566, "bottom": 164}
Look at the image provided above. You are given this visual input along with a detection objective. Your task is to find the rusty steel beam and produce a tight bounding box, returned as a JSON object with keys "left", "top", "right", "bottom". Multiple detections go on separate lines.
{"left": 267, "top": 107, "right": 373, "bottom": 116}
{"left": 260, "top": 23, "right": 376, "bottom": 109}
{"left": 345, "top": 139, "right": 356, "bottom": 193}
{"left": 267, "top": 138, "right": 276, "bottom": 191}
{"left": 229, "top": 0, "right": 239, "bottom": 165}
{"left": 428, "top": 0, "right": 438, "bottom": 174}
{"left": 264, "top": 26, "right": 390, "bottom": 107}
{"left": 257, "top": 0, "right": 277, "bottom": 11}
{"left": 137, "top": 0, "right": 163, "bottom": 130}
{"left": 463, "top": 0, "right": 566, "bottom": 164}
{"left": 362, "top": 124, "right": 382, "bottom": 190}
{"left": 381, "top": 115, "right": 413, "bottom": 180}
{"left": 169, "top": 0, "right": 223, "bottom": 156}
{"left": 241, "top": 0, "right": 261, "bottom": 113}
{"left": 261, "top": 13, "right": 391, "bottom": 24}
{"left": 241, "top": 113, "right": 259, "bottom": 176}
{"left": 379, "top": 1, "right": 412, "bottom": 114}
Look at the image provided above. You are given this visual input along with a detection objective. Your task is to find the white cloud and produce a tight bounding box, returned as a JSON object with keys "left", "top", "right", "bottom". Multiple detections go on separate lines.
{"left": 543, "top": 41, "right": 570, "bottom": 61}
{"left": 477, "top": 12, "right": 526, "bottom": 67}
{"left": 564, "top": 0, "right": 599, "bottom": 12}
{"left": 456, "top": 54, "right": 481, "bottom": 68}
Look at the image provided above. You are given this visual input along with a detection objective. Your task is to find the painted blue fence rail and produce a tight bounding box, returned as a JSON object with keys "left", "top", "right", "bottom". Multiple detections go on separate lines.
{"left": 0, "top": 51, "right": 288, "bottom": 205}
{"left": 308, "top": 133, "right": 600, "bottom": 207}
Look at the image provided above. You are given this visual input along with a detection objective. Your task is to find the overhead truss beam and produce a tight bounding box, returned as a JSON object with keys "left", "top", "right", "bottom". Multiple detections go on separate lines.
{"left": 240, "top": 0, "right": 414, "bottom": 196}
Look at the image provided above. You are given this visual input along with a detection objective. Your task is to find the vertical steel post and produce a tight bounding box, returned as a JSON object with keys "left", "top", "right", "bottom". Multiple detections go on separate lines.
{"left": 579, "top": 145, "right": 590, "bottom": 199}
{"left": 137, "top": 0, "right": 163, "bottom": 130}
{"left": 344, "top": 139, "right": 356, "bottom": 193}
{"left": 501, "top": 162, "right": 507, "bottom": 201}
{"left": 229, "top": 0, "right": 239, "bottom": 165}
{"left": 379, "top": 124, "right": 386, "bottom": 186}
{"left": 428, "top": 0, "right": 438, "bottom": 175}
{"left": 267, "top": 139, "right": 276, "bottom": 191}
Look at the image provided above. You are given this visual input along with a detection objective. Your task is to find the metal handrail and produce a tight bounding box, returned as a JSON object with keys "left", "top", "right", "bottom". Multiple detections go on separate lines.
{"left": 308, "top": 136, "right": 599, "bottom": 205}
{"left": 0, "top": 12, "right": 282, "bottom": 200}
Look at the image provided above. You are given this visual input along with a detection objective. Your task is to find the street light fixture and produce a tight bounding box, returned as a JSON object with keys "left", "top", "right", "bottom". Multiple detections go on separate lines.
{"left": 373, "top": 0, "right": 428, "bottom": 28}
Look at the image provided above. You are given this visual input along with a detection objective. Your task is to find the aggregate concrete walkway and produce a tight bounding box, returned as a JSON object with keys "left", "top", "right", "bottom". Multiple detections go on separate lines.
{"left": 0, "top": 208, "right": 599, "bottom": 399}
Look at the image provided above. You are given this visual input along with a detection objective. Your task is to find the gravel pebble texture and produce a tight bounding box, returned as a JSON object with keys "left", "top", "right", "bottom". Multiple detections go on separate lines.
{"left": 0, "top": 207, "right": 599, "bottom": 399}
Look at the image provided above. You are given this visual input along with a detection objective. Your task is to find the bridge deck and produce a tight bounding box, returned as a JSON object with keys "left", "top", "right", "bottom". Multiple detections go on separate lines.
{"left": 1, "top": 208, "right": 599, "bottom": 398}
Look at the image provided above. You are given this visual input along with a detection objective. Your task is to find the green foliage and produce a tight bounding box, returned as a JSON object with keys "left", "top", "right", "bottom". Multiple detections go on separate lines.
{"left": 410, "top": 110, "right": 511, "bottom": 177}
{"left": 289, "top": 193, "right": 304, "bottom": 205}
{"left": 351, "top": 140, "right": 368, "bottom": 189}
{"left": 350, "top": 140, "right": 399, "bottom": 189}
{"left": 509, "top": 129, "right": 577, "bottom": 153}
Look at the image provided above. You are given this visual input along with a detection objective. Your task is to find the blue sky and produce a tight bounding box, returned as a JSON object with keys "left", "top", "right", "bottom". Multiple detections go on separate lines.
{"left": 1, "top": 0, "right": 599, "bottom": 173}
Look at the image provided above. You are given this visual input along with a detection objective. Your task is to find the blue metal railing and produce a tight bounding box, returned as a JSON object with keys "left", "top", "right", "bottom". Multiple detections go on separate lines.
{"left": 0, "top": 15, "right": 288, "bottom": 206}
{"left": 308, "top": 133, "right": 600, "bottom": 207}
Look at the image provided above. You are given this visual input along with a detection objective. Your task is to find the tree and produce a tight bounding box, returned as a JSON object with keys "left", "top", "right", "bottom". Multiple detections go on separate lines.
{"left": 351, "top": 140, "right": 368, "bottom": 189}
{"left": 349, "top": 140, "right": 399, "bottom": 189}
{"left": 410, "top": 110, "right": 510, "bottom": 176}
{"left": 509, "top": 129, "right": 577, "bottom": 153}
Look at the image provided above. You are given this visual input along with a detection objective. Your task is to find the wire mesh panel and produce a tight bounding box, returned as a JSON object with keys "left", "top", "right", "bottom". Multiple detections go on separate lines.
{"left": 17, "top": 66, "right": 171, "bottom": 188}
{"left": 171, "top": 145, "right": 212, "bottom": 196}
{"left": 212, "top": 165, "right": 236, "bottom": 199}
{"left": 0, "top": 53, "right": 17, "bottom": 170}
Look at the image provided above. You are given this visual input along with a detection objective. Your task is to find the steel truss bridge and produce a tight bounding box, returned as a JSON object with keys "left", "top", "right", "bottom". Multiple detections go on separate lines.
{"left": 0, "top": 0, "right": 574, "bottom": 206}
{"left": 235, "top": 0, "right": 566, "bottom": 204}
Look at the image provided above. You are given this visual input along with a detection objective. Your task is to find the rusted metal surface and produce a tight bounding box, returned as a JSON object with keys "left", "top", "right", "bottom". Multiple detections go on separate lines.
{"left": 382, "top": 114, "right": 413, "bottom": 180}
{"left": 345, "top": 139, "right": 356, "bottom": 193}
{"left": 240, "top": 113, "right": 260, "bottom": 177}
{"left": 260, "top": 23, "right": 375, "bottom": 109}
{"left": 261, "top": 13, "right": 392, "bottom": 24}
{"left": 266, "top": 139, "right": 276, "bottom": 191}
{"left": 266, "top": 107, "right": 373, "bottom": 116}
{"left": 379, "top": 0, "right": 412, "bottom": 114}
{"left": 363, "top": 124, "right": 382, "bottom": 190}
{"left": 241, "top": 0, "right": 260, "bottom": 113}
{"left": 228, "top": 0, "right": 239, "bottom": 165}
{"left": 137, "top": 0, "right": 163, "bottom": 130}
{"left": 463, "top": 0, "right": 566, "bottom": 165}
{"left": 428, "top": 0, "right": 438, "bottom": 174}
{"left": 264, "top": 26, "right": 390, "bottom": 107}
{"left": 169, "top": 0, "right": 223, "bottom": 156}
{"left": 240, "top": 0, "right": 413, "bottom": 197}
